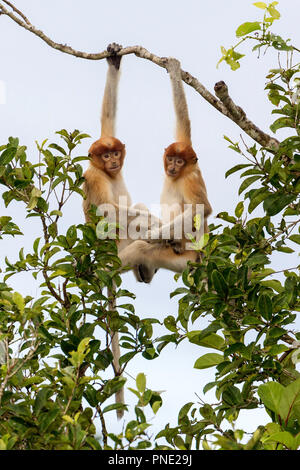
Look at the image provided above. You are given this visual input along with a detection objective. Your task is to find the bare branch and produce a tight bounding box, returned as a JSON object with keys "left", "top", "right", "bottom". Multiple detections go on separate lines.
{"left": 0, "top": 0, "right": 279, "bottom": 150}
{"left": 1, "top": 0, "right": 30, "bottom": 24}
{"left": 0, "top": 1, "right": 109, "bottom": 59}
{"left": 214, "top": 81, "right": 279, "bottom": 149}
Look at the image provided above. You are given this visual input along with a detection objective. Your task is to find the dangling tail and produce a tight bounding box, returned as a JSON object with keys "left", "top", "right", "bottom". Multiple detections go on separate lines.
{"left": 107, "top": 286, "right": 125, "bottom": 420}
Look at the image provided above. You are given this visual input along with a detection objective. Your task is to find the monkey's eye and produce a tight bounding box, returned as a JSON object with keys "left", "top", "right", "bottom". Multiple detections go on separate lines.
{"left": 114, "top": 151, "right": 121, "bottom": 158}
{"left": 102, "top": 153, "right": 111, "bottom": 160}
{"left": 166, "top": 156, "right": 174, "bottom": 162}
{"left": 176, "top": 158, "right": 185, "bottom": 166}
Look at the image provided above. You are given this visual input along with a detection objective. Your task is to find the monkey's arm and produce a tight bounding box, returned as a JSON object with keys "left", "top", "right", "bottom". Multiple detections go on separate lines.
{"left": 83, "top": 170, "right": 160, "bottom": 233}
{"left": 100, "top": 43, "right": 122, "bottom": 138}
{"left": 82, "top": 169, "right": 114, "bottom": 222}
{"left": 167, "top": 57, "right": 192, "bottom": 145}
{"left": 147, "top": 172, "right": 212, "bottom": 243}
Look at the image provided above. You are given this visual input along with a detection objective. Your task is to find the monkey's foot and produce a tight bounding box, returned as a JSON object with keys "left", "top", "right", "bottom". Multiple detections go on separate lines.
{"left": 167, "top": 240, "right": 185, "bottom": 255}
{"left": 135, "top": 264, "right": 157, "bottom": 283}
{"left": 145, "top": 236, "right": 184, "bottom": 254}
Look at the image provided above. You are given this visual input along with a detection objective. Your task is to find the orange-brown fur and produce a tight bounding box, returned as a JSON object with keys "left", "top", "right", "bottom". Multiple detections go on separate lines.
{"left": 119, "top": 58, "right": 212, "bottom": 281}
{"left": 82, "top": 44, "right": 157, "bottom": 419}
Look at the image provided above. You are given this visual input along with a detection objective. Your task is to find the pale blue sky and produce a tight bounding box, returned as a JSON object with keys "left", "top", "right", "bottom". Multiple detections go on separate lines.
{"left": 0, "top": 0, "right": 299, "bottom": 440}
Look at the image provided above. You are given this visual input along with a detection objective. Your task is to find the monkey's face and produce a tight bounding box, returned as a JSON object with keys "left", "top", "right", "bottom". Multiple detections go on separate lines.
{"left": 89, "top": 137, "right": 125, "bottom": 175}
{"left": 101, "top": 150, "right": 123, "bottom": 175}
{"left": 164, "top": 155, "right": 185, "bottom": 178}
{"left": 164, "top": 142, "right": 197, "bottom": 179}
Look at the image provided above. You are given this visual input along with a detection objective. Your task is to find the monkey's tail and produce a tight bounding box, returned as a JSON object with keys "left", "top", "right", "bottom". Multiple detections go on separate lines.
{"left": 111, "top": 331, "right": 125, "bottom": 420}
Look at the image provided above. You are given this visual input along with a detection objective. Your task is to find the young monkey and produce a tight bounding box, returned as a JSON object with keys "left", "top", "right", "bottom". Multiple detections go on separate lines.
{"left": 83, "top": 44, "right": 157, "bottom": 281}
{"left": 119, "top": 57, "right": 212, "bottom": 280}
{"left": 82, "top": 44, "right": 156, "bottom": 418}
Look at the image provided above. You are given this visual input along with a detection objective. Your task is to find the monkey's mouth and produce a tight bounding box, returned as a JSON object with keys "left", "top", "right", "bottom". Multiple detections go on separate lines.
{"left": 167, "top": 170, "right": 178, "bottom": 177}
{"left": 109, "top": 166, "right": 120, "bottom": 172}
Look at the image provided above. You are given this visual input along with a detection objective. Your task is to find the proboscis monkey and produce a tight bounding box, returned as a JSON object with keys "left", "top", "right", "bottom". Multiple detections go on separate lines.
{"left": 119, "top": 57, "right": 212, "bottom": 280}
{"left": 82, "top": 44, "right": 157, "bottom": 418}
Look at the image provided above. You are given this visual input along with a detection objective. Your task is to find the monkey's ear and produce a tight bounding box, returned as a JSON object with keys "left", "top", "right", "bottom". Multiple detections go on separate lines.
{"left": 88, "top": 153, "right": 92, "bottom": 157}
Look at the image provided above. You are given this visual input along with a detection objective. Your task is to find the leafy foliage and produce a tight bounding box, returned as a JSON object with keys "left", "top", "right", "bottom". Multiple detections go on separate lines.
{"left": 0, "top": 131, "right": 163, "bottom": 450}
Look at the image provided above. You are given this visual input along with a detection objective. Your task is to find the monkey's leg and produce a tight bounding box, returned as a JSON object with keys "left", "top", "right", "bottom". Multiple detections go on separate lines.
{"left": 118, "top": 205, "right": 161, "bottom": 283}
{"left": 119, "top": 240, "right": 198, "bottom": 276}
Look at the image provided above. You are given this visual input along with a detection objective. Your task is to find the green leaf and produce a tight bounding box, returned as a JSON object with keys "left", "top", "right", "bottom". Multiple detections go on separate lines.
{"left": 188, "top": 331, "right": 224, "bottom": 351}
{"left": 0, "top": 146, "right": 18, "bottom": 165}
{"left": 33, "top": 387, "right": 52, "bottom": 416}
{"left": 258, "top": 382, "right": 284, "bottom": 414}
{"left": 279, "top": 378, "right": 300, "bottom": 424}
{"left": 263, "top": 194, "right": 295, "bottom": 216}
{"left": 270, "top": 117, "right": 294, "bottom": 133}
{"left": 173, "top": 435, "right": 187, "bottom": 450}
{"left": 102, "top": 403, "right": 127, "bottom": 414}
{"left": 136, "top": 373, "right": 146, "bottom": 394}
{"left": 238, "top": 176, "right": 260, "bottom": 195}
{"left": 217, "top": 212, "right": 236, "bottom": 224}
{"left": 235, "top": 201, "right": 244, "bottom": 218}
{"left": 261, "top": 280, "right": 284, "bottom": 293}
{"left": 257, "top": 294, "right": 273, "bottom": 321}
{"left": 248, "top": 188, "right": 270, "bottom": 213}
{"left": 50, "top": 210, "right": 63, "bottom": 217}
{"left": 12, "top": 292, "right": 25, "bottom": 314}
{"left": 253, "top": 2, "right": 267, "bottom": 9}
{"left": 268, "top": 5, "right": 280, "bottom": 19}
{"left": 164, "top": 315, "right": 178, "bottom": 332}
{"left": 225, "top": 164, "right": 251, "bottom": 178}
{"left": 194, "top": 353, "right": 224, "bottom": 369}
{"left": 39, "top": 407, "right": 60, "bottom": 432}
{"left": 289, "top": 235, "right": 300, "bottom": 245}
{"left": 212, "top": 270, "right": 228, "bottom": 298}
{"left": 222, "top": 386, "right": 242, "bottom": 406}
{"left": 265, "top": 431, "right": 295, "bottom": 450}
{"left": 236, "top": 21, "right": 261, "bottom": 37}
{"left": 119, "top": 351, "right": 137, "bottom": 366}
{"left": 268, "top": 344, "right": 289, "bottom": 356}
{"left": 48, "top": 143, "right": 67, "bottom": 155}
{"left": 178, "top": 402, "right": 194, "bottom": 423}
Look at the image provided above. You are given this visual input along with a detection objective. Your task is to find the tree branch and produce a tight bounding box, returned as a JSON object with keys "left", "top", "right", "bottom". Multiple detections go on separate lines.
{"left": 0, "top": 0, "right": 279, "bottom": 150}
{"left": 1, "top": 0, "right": 30, "bottom": 24}
{"left": 214, "top": 81, "right": 279, "bottom": 149}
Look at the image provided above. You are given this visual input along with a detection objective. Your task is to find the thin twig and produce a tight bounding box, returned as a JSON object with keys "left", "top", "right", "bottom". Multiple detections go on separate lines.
{"left": 96, "top": 405, "right": 108, "bottom": 447}
{"left": 1, "top": 0, "right": 30, "bottom": 24}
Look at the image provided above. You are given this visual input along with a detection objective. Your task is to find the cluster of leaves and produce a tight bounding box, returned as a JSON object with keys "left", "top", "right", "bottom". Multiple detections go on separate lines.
{"left": 154, "top": 2, "right": 300, "bottom": 450}
{"left": 218, "top": 2, "right": 293, "bottom": 71}
{"left": 0, "top": 131, "right": 164, "bottom": 450}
